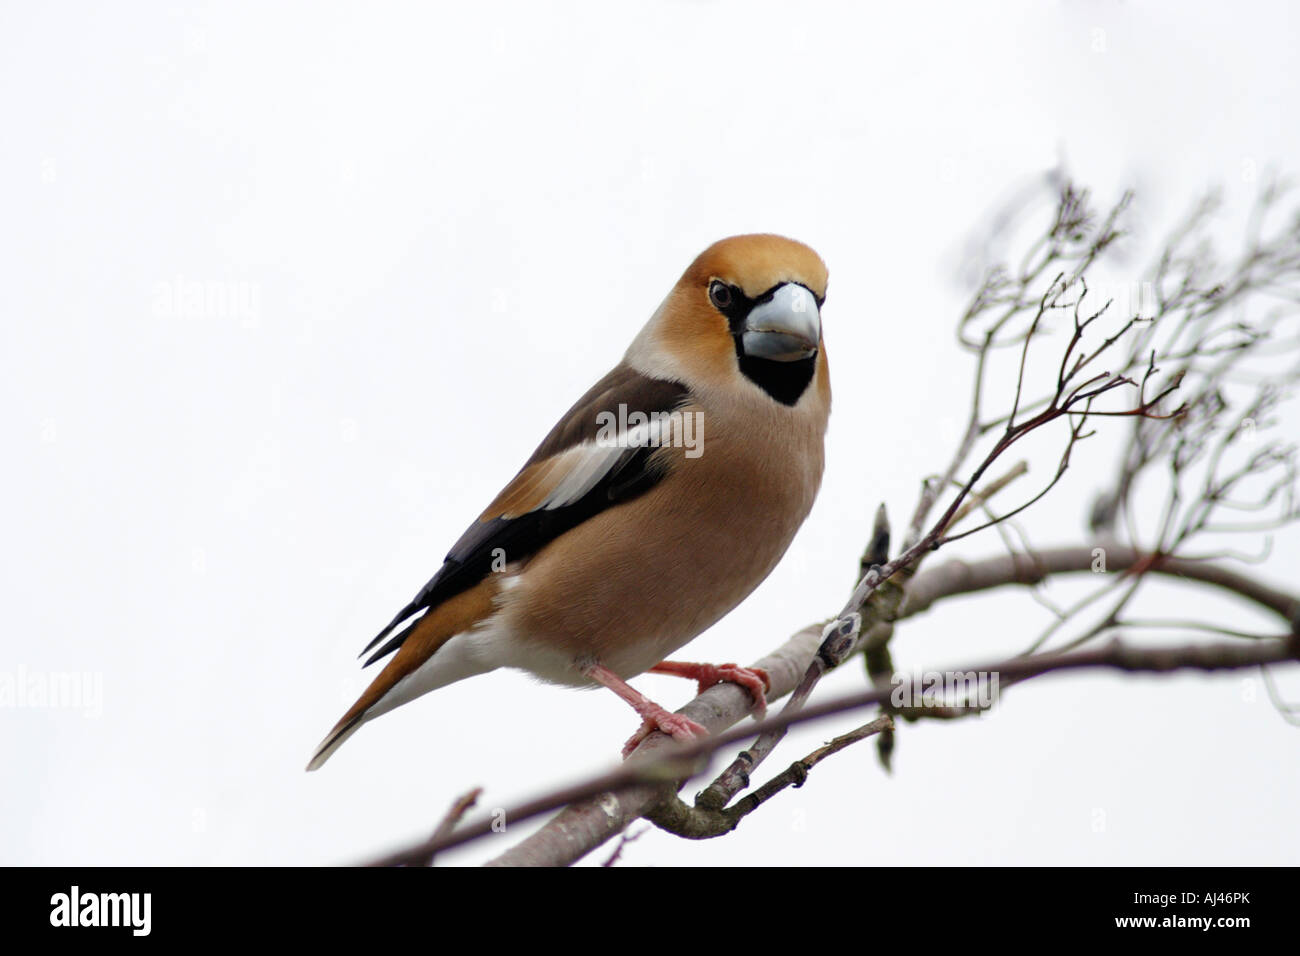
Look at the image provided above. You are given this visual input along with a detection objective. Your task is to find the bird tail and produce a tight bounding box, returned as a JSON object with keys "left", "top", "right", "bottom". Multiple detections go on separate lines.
{"left": 307, "top": 713, "right": 366, "bottom": 771}
{"left": 306, "top": 577, "right": 503, "bottom": 771}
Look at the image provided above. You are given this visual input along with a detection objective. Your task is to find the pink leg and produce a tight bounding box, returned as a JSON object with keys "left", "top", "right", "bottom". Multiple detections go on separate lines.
{"left": 649, "top": 661, "right": 770, "bottom": 719}
{"left": 584, "top": 663, "right": 708, "bottom": 758}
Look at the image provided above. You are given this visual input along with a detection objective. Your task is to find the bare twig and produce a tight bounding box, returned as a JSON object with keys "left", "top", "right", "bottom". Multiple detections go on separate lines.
{"left": 646, "top": 716, "right": 895, "bottom": 839}
{"left": 423, "top": 787, "right": 482, "bottom": 866}
{"left": 600, "top": 824, "right": 649, "bottom": 867}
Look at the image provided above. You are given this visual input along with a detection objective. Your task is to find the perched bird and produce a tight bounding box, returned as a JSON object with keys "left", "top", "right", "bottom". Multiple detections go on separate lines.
{"left": 307, "top": 234, "right": 831, "bottom": 770}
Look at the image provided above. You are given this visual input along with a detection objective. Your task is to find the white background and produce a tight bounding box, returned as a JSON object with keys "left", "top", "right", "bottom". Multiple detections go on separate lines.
{"left": 4, "top": 1, "right": 1299, "bottom": 866}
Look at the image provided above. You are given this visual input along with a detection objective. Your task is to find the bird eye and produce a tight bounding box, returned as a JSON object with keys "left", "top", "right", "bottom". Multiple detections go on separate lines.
{"left": 708, "top": 280, "right": 734, "bottom": 311}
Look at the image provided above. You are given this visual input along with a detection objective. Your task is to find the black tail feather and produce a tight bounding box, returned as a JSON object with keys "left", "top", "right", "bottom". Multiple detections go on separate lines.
{"left": 362, "top": 616, "right": 423, "bottom": 668}
{"left": 358, "top": 603, "right": 421, "bottom": 660}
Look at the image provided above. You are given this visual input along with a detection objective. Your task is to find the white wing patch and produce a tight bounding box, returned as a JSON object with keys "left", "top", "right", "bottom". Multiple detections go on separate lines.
{"left": 541, "top": 418, "right": 675, "bottom": 512}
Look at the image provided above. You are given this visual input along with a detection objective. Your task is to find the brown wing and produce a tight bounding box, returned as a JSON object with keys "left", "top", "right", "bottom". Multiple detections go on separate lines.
{"left": 358, "top": 362, "right": 690, "bottom": 665}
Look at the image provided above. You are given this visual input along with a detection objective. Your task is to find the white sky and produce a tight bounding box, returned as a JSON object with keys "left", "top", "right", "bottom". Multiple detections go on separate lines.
{"left": 4, "top": 1, "right": 1299, "bottom": 866}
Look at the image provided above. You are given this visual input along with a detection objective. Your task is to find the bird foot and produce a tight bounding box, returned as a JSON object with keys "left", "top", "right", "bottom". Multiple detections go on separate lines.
{"left": 621, "top": 707, "right": 708, "bottom": 758}
{"left": 650, "top": 661, "right": 770, "bottom": 719}
{"left": 582, "top": 662, "right": 711, "bottom": 758}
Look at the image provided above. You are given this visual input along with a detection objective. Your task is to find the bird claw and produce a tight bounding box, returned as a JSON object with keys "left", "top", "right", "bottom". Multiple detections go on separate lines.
{"left": 621, "top": 708, "right": 708, "bottom": 758}
{"left": 650, "top": 660, "right": 771, "bottom": 718}
{"left": 694, "top": 663, "right": 770, "bottom": 720}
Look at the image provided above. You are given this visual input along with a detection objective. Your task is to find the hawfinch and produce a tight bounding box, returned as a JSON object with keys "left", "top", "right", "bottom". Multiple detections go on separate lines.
{"left": 308, "top": 234, "right": 830, "bottom": 770}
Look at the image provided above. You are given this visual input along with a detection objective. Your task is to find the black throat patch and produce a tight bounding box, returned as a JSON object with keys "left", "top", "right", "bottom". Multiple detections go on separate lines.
{"left": 736, "top": 352, "right": 817, "bottom": 406}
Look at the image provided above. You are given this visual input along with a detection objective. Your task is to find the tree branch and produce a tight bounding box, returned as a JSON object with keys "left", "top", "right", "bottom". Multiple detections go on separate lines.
{"left": 361, "top": 621, "right": 1298, "bottom": 866}
{"left": 359, "top": 544, "right": 1299, "bottom": 867}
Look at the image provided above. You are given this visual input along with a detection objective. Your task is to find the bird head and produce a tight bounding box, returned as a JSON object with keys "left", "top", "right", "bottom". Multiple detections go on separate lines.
{"left": 630, "top": 234, "right": 829, "bottom": 406}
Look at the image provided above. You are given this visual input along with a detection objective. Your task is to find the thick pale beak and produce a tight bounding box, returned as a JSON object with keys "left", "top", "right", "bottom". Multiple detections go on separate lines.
{"left": 740, "top": 283, "right": 821, "bottom": 362}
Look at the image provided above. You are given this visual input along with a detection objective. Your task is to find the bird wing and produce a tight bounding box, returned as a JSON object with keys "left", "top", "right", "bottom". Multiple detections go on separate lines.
{"left": 359, "top": 362, "right": 690, "bottom": 665}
